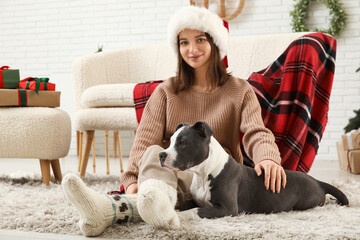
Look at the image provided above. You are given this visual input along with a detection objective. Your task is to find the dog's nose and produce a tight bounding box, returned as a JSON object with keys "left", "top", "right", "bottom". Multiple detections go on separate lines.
{"left": 159, "top": 152, "right": 168, "bottom": 166}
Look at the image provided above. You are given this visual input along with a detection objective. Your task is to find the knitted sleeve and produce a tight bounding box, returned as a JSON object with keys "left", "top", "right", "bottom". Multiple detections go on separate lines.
{"left": 239, "top": 85, "right": 282, "bottom": 165}
{"left": 120, "top": 85, "right": 167, "bottom": 190}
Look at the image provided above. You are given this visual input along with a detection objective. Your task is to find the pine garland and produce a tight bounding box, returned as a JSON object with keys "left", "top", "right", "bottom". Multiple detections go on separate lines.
{"left": 290, "top": 0, "right": 347, "bottom": 37}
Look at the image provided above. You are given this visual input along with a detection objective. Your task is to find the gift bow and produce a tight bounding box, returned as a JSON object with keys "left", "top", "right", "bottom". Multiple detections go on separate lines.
{"left": 21, "top": 77, "right": 50, "bottom": 94}
{"left": 0, "top": 66, "right": 10, "bottom": 70}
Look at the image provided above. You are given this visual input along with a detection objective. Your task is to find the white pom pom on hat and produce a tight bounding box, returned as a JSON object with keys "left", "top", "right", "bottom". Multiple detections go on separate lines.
{"left": 167, "top": 5, "right": 229, "bottom": 60}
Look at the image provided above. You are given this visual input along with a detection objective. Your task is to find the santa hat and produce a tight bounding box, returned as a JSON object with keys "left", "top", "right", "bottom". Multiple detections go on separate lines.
{"left": 168, "top": 6, "right": 229, "bottom": 66}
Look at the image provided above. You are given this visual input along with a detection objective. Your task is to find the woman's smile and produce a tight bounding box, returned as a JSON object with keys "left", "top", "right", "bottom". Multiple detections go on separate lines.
{"left": 189, "top": 54, "right": 204, "bottom": 61}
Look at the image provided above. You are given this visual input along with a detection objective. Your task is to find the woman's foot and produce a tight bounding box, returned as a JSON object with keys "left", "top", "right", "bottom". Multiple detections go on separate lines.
{"left": 62, "top": 173, "right": 113, "bottom": 236}
{"left": 62, "top": 173, "right": 139, "bottom": 236}
{"left": 137, "top": 179, "right": 180, "bottom": 229}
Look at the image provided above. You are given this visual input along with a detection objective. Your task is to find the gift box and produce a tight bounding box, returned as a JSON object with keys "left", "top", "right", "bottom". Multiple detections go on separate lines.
{"left": 0, "top": 66, "right": 20, "bottom": 89}
{"left": 348, "top": 150, "right": 360, "bottom": 174}
{"left": 19, "top": 77, "right": 55, "bottom": 93}
{"left": 341, "top": 130, "right": 360, "bottom": 151}
{"left": 336, "top": 141, "right": 360, "bottom": 174}
{"left": 0, "top": 89, "right": 60, "bottom": 107}
{"left": 337, "top": 141, "right": 349, "bottom": 171}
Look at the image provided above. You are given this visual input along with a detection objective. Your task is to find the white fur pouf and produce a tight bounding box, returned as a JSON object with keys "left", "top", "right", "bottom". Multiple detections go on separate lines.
{"left": 0, "top": 107, "right": 71, "bottom": 159}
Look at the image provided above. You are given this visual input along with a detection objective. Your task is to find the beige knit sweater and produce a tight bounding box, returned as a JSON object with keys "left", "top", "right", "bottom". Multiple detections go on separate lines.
{"left": 120, "top": 76, "right": 282, "bottom": 189}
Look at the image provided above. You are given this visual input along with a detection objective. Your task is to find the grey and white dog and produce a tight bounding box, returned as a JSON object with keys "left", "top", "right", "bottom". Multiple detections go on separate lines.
{"left": 159, "top": 121, "right": 349, "bottom": 219}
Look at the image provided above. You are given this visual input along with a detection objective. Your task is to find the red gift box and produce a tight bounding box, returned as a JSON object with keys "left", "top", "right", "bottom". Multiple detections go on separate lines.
{"left": 19, "top": 77, "right": 55, "bottom": 94}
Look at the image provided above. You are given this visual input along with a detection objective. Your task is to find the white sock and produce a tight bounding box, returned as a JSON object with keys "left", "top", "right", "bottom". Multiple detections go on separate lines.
{"left": 62, "top": 173, "right": 140, "bottom": 236}
{"left": 137, "top": 179, "right": 180, "bottom": 229}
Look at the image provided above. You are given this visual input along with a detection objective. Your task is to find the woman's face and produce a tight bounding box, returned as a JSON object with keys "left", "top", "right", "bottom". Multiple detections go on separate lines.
{"left": 178, "top": 29, "right": 211, "bottom": 71}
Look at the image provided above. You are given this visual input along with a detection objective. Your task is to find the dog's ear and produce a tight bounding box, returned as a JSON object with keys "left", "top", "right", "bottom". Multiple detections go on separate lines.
{"left": 176, "top": 123, "right": 191, "bottom": 132}
{"left": 193, "top": 121, "right": 214, "bottom": 138}
{"left": 176, "top": 123, "right": 185, "bottom": 131}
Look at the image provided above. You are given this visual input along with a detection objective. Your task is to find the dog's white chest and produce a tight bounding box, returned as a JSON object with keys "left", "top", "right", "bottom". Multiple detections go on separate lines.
{"left": 190, "top": 173, "right": 212, "bottom": 207}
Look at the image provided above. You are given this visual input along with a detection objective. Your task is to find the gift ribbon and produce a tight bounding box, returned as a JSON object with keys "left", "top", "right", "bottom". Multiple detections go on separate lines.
{"left": 346, "top": 150, "right": 353, "bottom": 173}
{"left": 17, "top": 88, "right": 27, "bottom": 106}
{"left": 346, "top": 129, "right": 360, "bottom": 150}
{"left": 21, "top": 77, "right": 49, "bottom": 94}
{"left": 0, "top": 66, "right": 10, "bottom": 88}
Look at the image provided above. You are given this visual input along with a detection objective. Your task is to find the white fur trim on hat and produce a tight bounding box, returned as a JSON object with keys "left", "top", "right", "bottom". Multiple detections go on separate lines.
{"left": 168, "top": 6, "right": 229, "bottom": 59}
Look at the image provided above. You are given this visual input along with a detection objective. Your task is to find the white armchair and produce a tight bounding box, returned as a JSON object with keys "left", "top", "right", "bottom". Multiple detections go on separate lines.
{"left": 72, "top": 32, "right": 306, "bottom": 177}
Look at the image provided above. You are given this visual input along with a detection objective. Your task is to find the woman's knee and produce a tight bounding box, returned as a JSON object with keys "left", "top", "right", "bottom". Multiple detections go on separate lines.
{"left": 138, "top": 145, "right": 164, "bottom": 169}
{"left": 138, "top": 145, "right": 178, "bottom": 187}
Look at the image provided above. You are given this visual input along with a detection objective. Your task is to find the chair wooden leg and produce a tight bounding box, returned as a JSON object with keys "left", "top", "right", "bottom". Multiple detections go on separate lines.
{"left": 80, "top": 130, "right": 95, "bottom": 177}
{"left": 39, "top": 159, "right": 51, "bottom": 186}
{"left": 117, "top": 132, "right": 124, "bottom": 173}
{"left": 113, "top": 131, "right": 118, "bottom": 158}
{"left": 77, "top": 131, "right": 80, "bottom": 156}
{"left": 105, "top": 131, "right": 110, "bottom": 175}
{"left": 92, "top": 136, "right": 96, "bottom": 173}
{"left": 50, "top": 159, "right": 62, "bottom": 182}
{"left": 78, "top": 131, "right": 83, "bottom": 172}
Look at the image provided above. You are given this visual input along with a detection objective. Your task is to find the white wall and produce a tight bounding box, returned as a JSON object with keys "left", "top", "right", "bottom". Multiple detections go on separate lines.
{"left": 1, "top": 0, "right": 359, "bottom": 162}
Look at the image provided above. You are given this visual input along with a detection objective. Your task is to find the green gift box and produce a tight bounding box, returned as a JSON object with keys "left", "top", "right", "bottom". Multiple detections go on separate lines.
{"left": 0, "top": 66, "right": 20, "bottom": 89}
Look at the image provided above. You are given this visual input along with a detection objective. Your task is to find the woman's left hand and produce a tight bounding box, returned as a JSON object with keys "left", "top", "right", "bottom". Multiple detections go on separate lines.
{"left": 254, "top": 160, "right": 286, "bottom": 193}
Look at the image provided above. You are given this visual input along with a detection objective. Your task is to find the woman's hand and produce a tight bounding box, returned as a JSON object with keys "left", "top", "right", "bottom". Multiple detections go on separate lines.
{"left": 126, "top": 183, "right": 138, "bottom": 194}
{"left": 254, "top": 160, "right": 286, "bottom": 193}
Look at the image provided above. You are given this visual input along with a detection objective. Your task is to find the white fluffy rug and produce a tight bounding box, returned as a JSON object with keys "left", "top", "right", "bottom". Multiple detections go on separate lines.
{"left": 0, "top": 172, "right": 359, "bottom": 240}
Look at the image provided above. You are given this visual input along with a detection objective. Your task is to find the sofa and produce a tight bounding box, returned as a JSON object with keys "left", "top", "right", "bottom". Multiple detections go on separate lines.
{"left": 72, "top": 32, "right": 307, "bottom": 176}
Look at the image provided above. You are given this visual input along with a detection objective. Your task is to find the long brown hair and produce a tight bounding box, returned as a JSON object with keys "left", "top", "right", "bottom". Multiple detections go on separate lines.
{"left": 174, "top": 33, "right": 231, "bottom": 93}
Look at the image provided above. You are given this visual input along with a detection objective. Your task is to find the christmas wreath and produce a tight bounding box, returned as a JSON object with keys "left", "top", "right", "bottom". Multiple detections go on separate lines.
{"left": 290, "top": 0, "right": 347, "bottom": 37}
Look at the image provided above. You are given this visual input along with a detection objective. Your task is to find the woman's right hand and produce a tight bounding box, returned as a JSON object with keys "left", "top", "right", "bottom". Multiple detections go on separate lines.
{"left": 126, "top": 183, "right": 138, "bottom": 194}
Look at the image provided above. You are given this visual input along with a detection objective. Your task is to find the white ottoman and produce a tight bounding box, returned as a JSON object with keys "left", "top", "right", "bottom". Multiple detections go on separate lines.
{"left": 0, "top": 107, "right": 71, "bottom": 185}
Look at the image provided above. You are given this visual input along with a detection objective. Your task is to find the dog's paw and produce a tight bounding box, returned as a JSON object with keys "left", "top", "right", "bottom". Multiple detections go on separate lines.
{"left": 177, "top": 208, "right": 201, "bottom": 222}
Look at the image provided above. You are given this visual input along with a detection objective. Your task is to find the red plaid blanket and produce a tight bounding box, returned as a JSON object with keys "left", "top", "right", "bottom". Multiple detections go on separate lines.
{"left": 133, "top": 33, "right": 336, "bottom": 173}
{"left": 248, "top": 33, "right": 336, "bottom": 172}
{"left": 133, "top": 80, "right": 164, "bottom": 123}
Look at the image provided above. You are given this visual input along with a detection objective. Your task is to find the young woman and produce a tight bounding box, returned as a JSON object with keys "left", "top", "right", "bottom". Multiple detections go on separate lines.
{"left": 62, "top": 6, "right": 286, "bottom": 236}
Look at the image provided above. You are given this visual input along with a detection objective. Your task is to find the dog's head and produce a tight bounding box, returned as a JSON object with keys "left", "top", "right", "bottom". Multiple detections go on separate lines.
{"left": 159, "top": 121, "right": 214, "bottom": 171}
